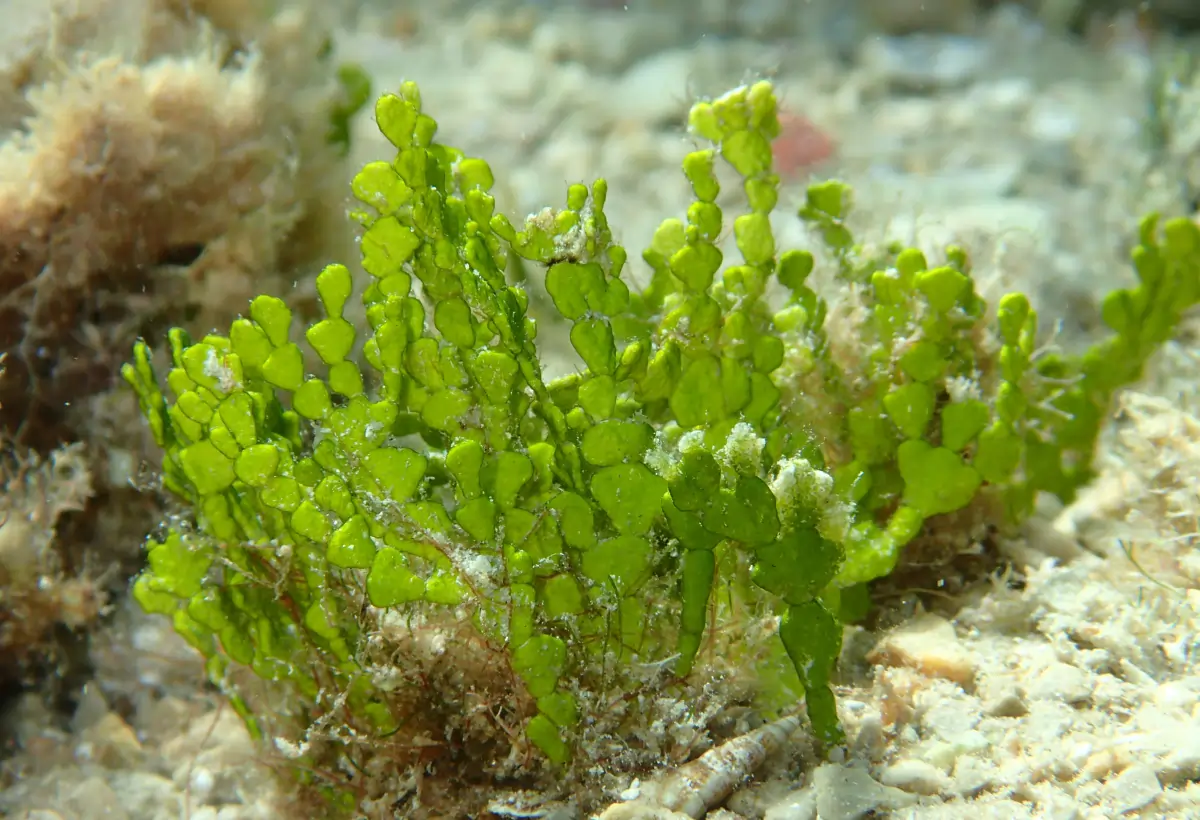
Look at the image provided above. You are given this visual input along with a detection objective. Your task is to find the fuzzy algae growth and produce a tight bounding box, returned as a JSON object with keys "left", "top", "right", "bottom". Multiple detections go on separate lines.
{"left": 123, "top": 79, "right": 1200, "bottom": 810}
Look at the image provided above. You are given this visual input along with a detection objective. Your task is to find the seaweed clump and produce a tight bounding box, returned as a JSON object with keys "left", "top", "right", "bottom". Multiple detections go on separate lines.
{"left": 124, "top": 79, "right": 1200, "bottom": 816}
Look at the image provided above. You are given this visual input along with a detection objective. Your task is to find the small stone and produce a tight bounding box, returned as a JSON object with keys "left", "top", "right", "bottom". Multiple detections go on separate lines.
{"left": 851, "top": 709, "right": 886, "bottom": 758}
{"left": 135, "top": 695, "right": 194, "bottom": 738}
{"left": 107, "top": 771, "right": 181, "bottom": 820}
{"left": 867, "top": 614, "right": 976, "bottom": 688}
{"left": 539, "top": 62, "right": 602, "bottom": 120}
{"left": 885, "top": 199, "right": 1051, "bottom": 259}
{"left": 1103, "top": 764, "right": 1163, "bottom": 813}
{"left": 952, "top": 755, "right": 997, "bottom": 797}
{"left": 1035, "top": 792, "right": 1085, "bottom": 820}
{"left": 921, "top": 696, "right": 982, "bottom": 742}
{"left": 1084, "top": 749, "right": 1122, "bottom": 781}
{"left": 1066, "top": 740, "right": 1098, "bottom": 772}
{"left": 727, "top": 780, "right": 794, "bottom": 817}
{"left": 605, "top": 49, "right": 694, "bottom": 128}
{"left": 860, "top": 0, "right": 976, "bottom": 34}
{"left": 876, "top": 667, "right": 920, "bottom": 727}
{"left": 880, "top": 759, "right": 948, "bottom": 795}
{"left": 529, "top": 10, "right": 679, "bottom": 72}
{"left": 1026, "top": 96, "right": 1081, "bottom": 143}
{"left": 763, "top": 787, "right": 817, "bottom": 820}
{"left": 729, "top": 0, "right": 794, "bottom": 34}
{"left": 1156, "top": 720, "right": 1200, "bottom": 784}
{"left": 1027, "top": 662, "right": 1092, "bottom": 704}
{"left": 811, "top": 764, "right": 918, "bottom": 820}
{"left": 969, "top": 78, "right": 1034, "bottom": 112}
{"left": 474, "top": 43, "right": 543, "bottom": 104}
{"left": 79, "top": 712, "right": 144, "bottom": 768}
{"left": 65, "top": 776, "right": 129, "bottom": 820}
{"left": 600, "top": 123, "right": 676, "bottom": 177}
{"left": 984, "top": 689, "right": 1029, "bottom": 718}
{"left": 71, "top": 683, "right": 110, "bottom": 732}
{"left": 1031, "top": 745, "right": 1084, "bottom": 782}
{"left": 217, "top": 807, "right": 269, "bottom": 820}
{"left": 595, "top": 802, "right": 692, "bottom": 820}
{"left": 521, "top": 128, "right": 598, "bottom": 207}
{"left": 861, "top": 35, "right": 991, "bottom": 91}
{"left": 0, "top": 514, "right": 43, "bottom": 581}
{"left": 1154, "top": 679, "right": 1200, "bottom": 713}
{"left": 1022, "top": 701, "right": 1075, "bottom": 749}
{"left": 919, "top": 739, "right": 981, "bottom": 772}
{"left": 189, "top": 766, "right": 217, "bottom": 802}
{"left": 164, "top": 709, "right": 262, "bottom": 803}
{"left": 869, "top": 98, "right": 940, "bottom": 139}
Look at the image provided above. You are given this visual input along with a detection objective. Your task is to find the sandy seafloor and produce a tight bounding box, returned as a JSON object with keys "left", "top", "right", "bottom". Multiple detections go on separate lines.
{"left": 3, "top": 2, "right": 1200, "bottom": 818}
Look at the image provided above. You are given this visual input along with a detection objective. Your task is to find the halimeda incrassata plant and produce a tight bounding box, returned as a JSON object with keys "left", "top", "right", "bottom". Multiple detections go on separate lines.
{"left": 122, "top": 78, "right": 1200, "bottom": 814}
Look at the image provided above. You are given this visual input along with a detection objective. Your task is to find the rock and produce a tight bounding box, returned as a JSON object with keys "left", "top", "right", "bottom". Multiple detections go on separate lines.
{"left": 487, "top": 794, "right": 579, "bottom": 820}
{"left": 983, "top": 689, "right": 1029, "bottom": 717}
{"left": 474, "top": 43, "right": 544, "bottom": 104}
{"left": 867, "top": 98, "right": 940, "bottom": 140}
{"left": 851, "top": 708, "right": 887, "bottom": 758}
{"left": 860, "top": 35, "right": 991, "bottom": 92}
{"left": 919, "top": 736, "right": 990, "bottom": 775}
{"left": 594, "top": 802, "right": 692, "bottom": 820}
{"left": 78, "top": 712, "right": 144, "bottom": 769}
{"left": 876, "top": 666, "right": 923, "bottom": 727}
{"left": 884, "top": 199, "right": 1051, "bottom": 259}
{"left": 1084, "top": 748, "right": 1124, "bottom": 781}
{"left": 602, "top": 49, "right": 695, "bottom": 128}
{"left": 214, "top": 807, "right": 273, "bottom": 820}
{"left": 1022, "top": 701, "right": 1076, "bottom": 750}
{"left": 164, "top": 710, "right": 263, "bottom": 804}
{"left": 980, "top": 674, "right": 1029, "bottom": 717}
{"left": 921, "top": 696, "right": 983, "bottom": 742}
{"left": 1026, "top": 662, "right": 1092, "bottom": 704}
{"left": 860, "top": 0, "right": 976, "bottom": 34}
{"left": 529, "top": 10, "right": 681, "bottom": 73}
{"left": 1156, "top": 720, "right": 1200, "bottom": 784}
{"left": 726, "top": 780, "right": 794, "bottom": 817}
{"left": 64, "top": 776, "right": 129, "bottom": 820}
{"left": 599, "top": 123, "right": 680, "bottom": 178}
{"left": 867, "top": 614, "right": 977, "bottom": 688}
{"left": 0, "top": 513, "right": 44, "bottom": 581}
{"left": 1153, "top": 678, "right": 1200, "bottom": 713}
{"left": 111, "top": 602, "right": 206, "bottom": 690}
{"left": 1103, "top": 764, "right": 1163, "bottom": 813}
{"left": 706, "top": 810, "right": 746, "bottom": 820}
{"left": 952, "top": 755, "right": 998, "bottom": 797}
{"left": 762, "top": 787, "right": 817, "bottom": 820}
{"left": 133, "top": 694, "right": 194, "bottom": 738}
{"left": 729, "top": 0, "right": 798, "bottom": 36}
{"left": 811, "top": 764, "right": 919, "bottom": 820}
{"left": 864, "top": 163, "right": 1024, "bottom": 204}
{"left": 880, "top": 758, "right": 948, "bottom": 795}
{"left": 1026, "top": 97, "right": 1081, "bottom": 144}
{"left": 106, "top": 772, "right": 181, "bottom": 820}
{"left": 539, "top": 62, "right": 604, "bottom": 121}
{"left": 967, "top": 78, "right": 1035, "bottom": 113}
{"left": 70, "top": 683, "right": 111, "bottom": 733}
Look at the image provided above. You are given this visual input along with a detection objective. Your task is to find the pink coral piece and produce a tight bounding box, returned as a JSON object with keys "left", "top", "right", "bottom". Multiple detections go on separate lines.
{"left": 772, "top": 111, "right": 836, "bottom": 178}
